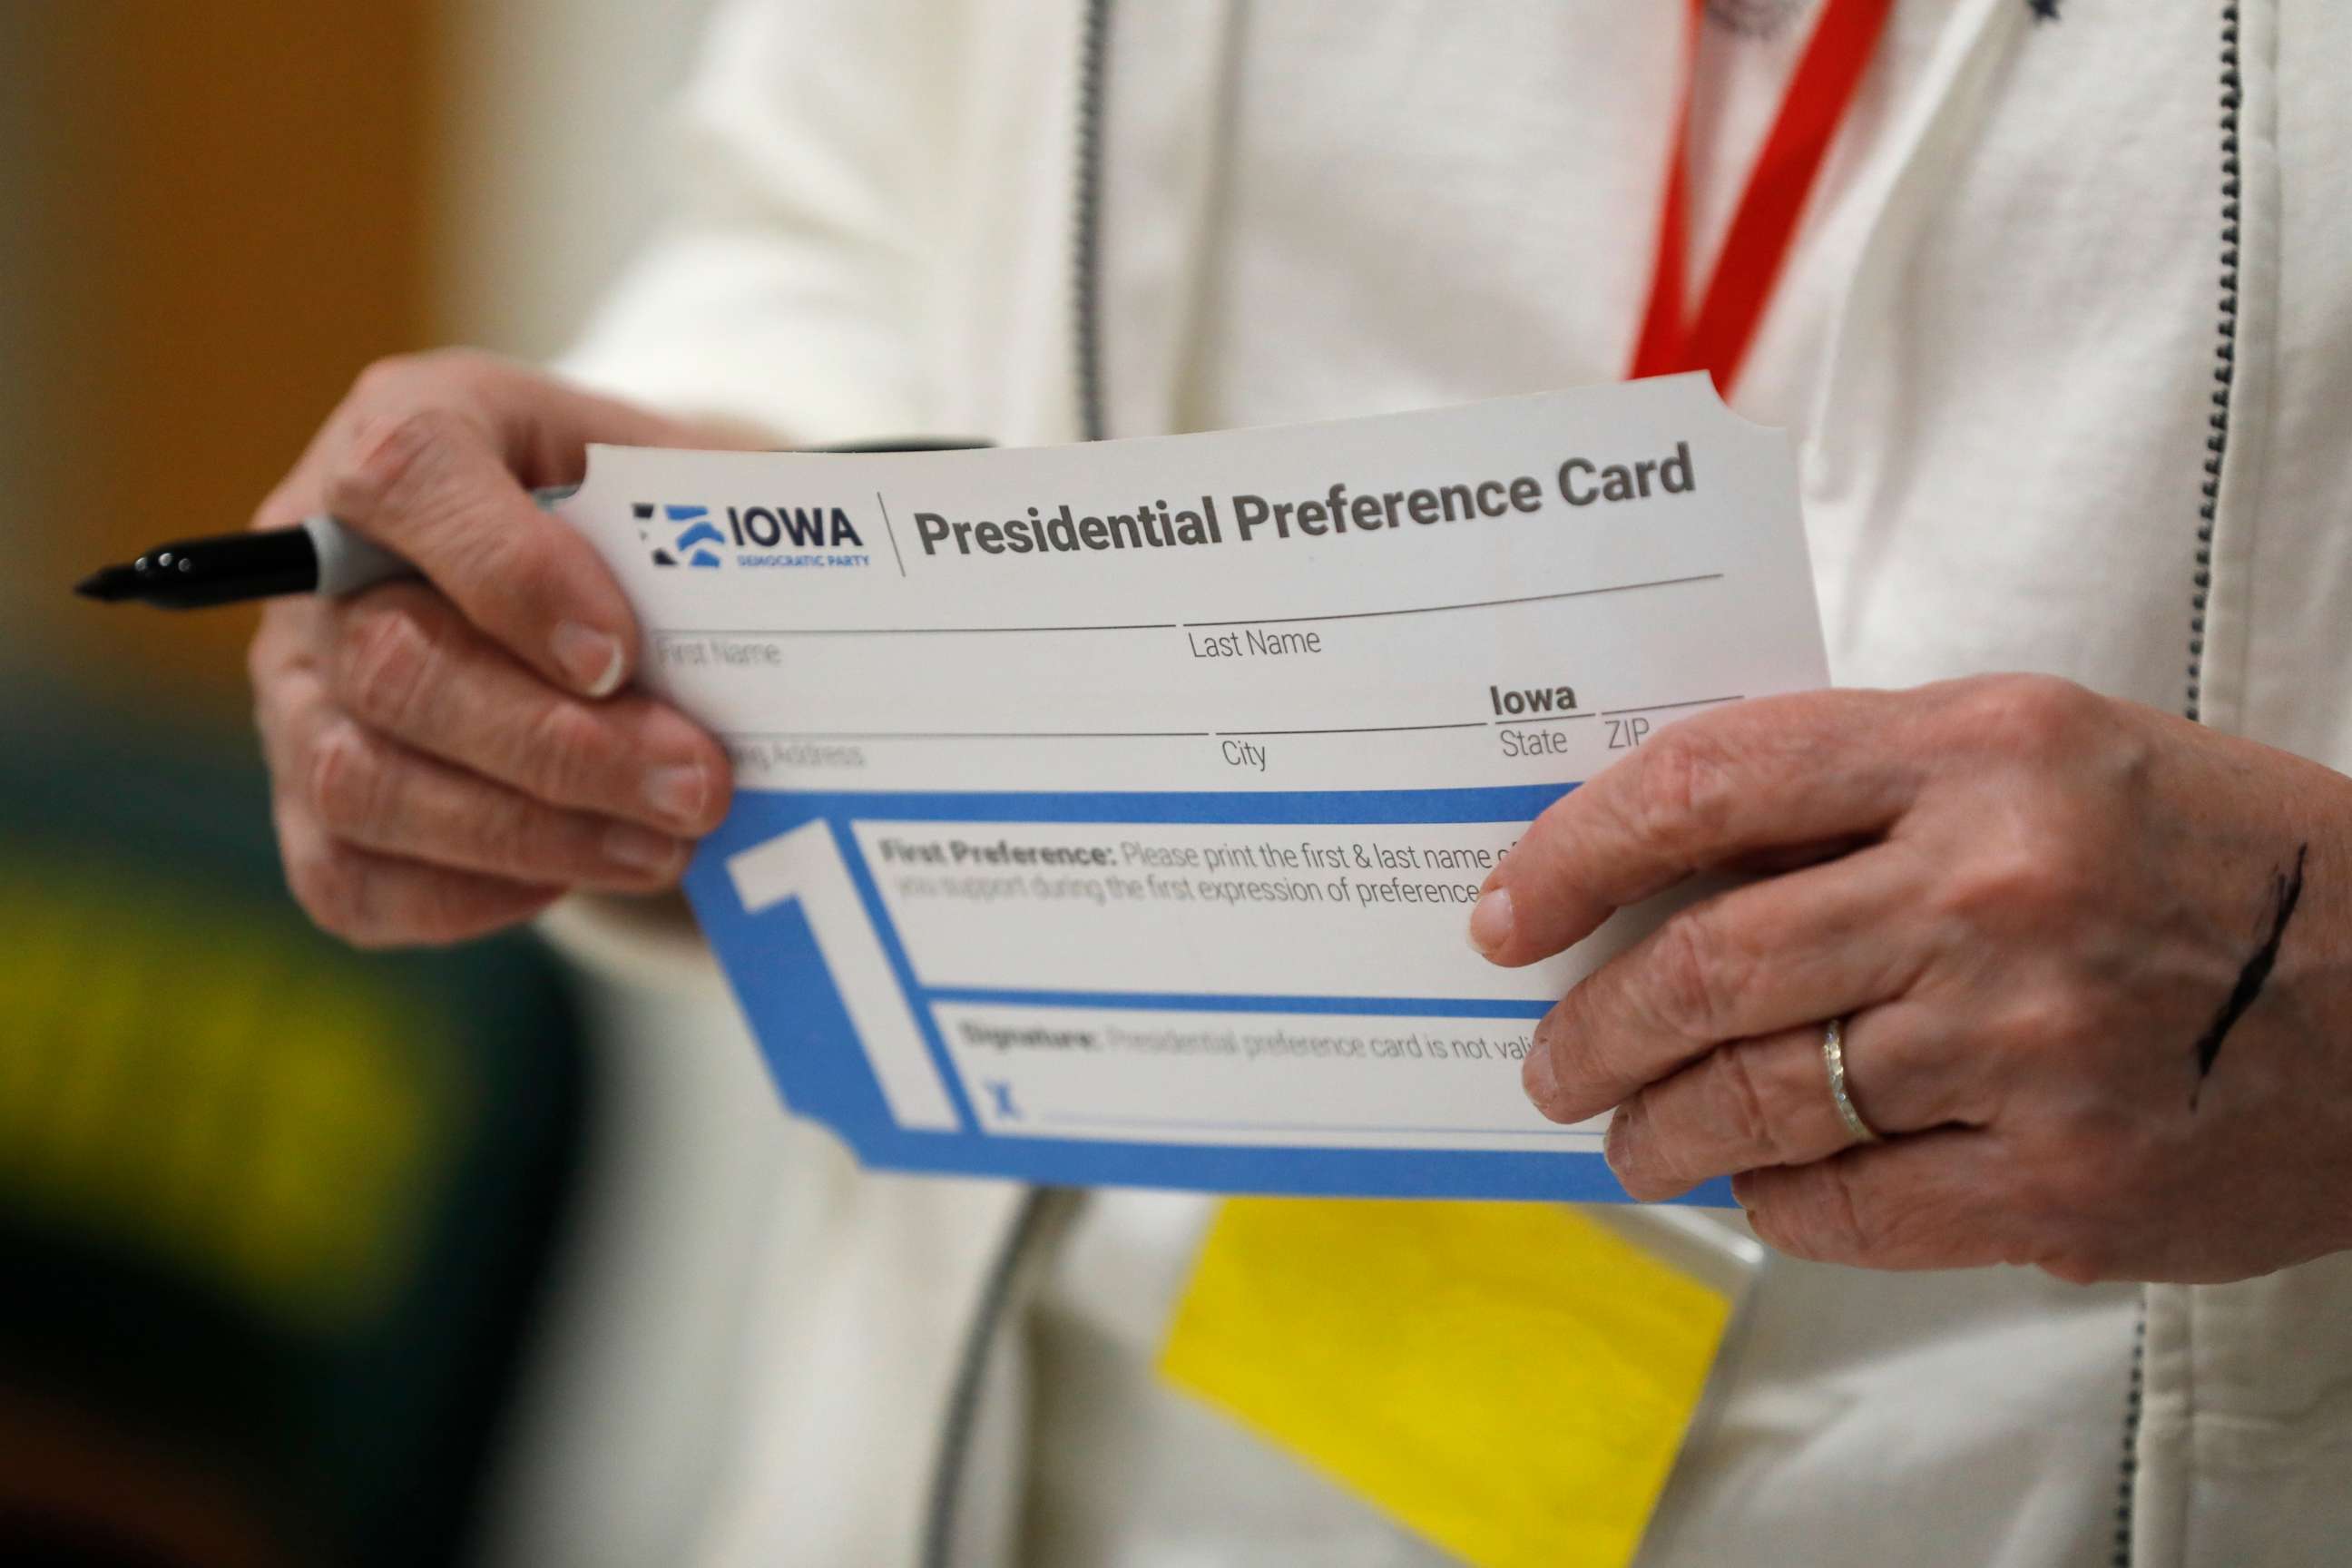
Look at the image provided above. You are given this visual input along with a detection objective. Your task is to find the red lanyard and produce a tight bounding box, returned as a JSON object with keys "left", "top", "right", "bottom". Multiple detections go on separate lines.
{"left": 1628, "top": 0, "right": 1896, "bottom": 394}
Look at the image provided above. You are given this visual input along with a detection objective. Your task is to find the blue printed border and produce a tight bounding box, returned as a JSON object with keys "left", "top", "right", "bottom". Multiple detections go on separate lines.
{"left": 684, "top": 783, "right": 1727, "bottom": 1203}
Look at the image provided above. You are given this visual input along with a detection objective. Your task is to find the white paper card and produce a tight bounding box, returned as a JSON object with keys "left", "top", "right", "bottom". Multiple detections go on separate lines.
{"left": 560, "top": 375, "right": 1828, "bottom": 1199}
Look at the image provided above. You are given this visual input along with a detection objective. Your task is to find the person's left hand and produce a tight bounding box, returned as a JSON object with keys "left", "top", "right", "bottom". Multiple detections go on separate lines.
{"left": 1468, "top": 674, "right": 2352, "bottom": 1285}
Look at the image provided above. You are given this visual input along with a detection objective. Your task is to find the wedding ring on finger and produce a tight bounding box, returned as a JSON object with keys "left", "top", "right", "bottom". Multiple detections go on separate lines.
{"left": 1821, "top": 1016, "right": 1884, "bottom": 1146}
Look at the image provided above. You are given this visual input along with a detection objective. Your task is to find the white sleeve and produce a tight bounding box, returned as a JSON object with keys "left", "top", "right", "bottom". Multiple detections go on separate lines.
{"left": 538, "top": 891, "right": 726, "bottom": 996}
{"left": 553, "top": 0, "right": 958, "bottom": 444}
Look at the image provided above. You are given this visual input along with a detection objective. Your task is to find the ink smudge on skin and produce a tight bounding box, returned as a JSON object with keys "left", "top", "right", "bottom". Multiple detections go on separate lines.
{"left": 2190, "top": 843, "right": 2308, "bottom": 1108}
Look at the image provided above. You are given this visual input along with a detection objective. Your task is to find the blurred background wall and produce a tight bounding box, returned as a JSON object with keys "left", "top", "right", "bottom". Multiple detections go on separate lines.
{"left": 5, "top": 0, "right": 720, "bottom": 696}
{"left": 7, "top": 5, "right": 432, "bottom": 713}
{"left": 2, "top": 5, "right": 789, "bottom": 1566}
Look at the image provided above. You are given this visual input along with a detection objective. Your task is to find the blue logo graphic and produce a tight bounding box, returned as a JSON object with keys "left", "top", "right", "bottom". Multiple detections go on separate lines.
{"left": 635, "top": 502, "right": 724, "bottom": 568}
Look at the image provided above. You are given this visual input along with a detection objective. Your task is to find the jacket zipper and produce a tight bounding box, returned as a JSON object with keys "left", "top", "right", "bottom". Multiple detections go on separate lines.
{"left": 917, "top": 1190, "right": 1063, "bottom": 1568}
{"left": 2188, "top": 0, "right": 2243, "bottom": 725}
{"left": 1073, "top": 0, "right": 1113, "bottom": 442}
{"left": 2121, "top": 7, "right": 2248, "bottom": 1564}
{"left": 2115, "top": 1308, "right": 2146, "bottom": 1566}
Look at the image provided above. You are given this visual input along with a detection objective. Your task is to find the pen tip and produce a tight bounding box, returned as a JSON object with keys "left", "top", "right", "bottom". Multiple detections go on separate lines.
{"left": 75, "top": 566, "right": 138, "bottom": 603}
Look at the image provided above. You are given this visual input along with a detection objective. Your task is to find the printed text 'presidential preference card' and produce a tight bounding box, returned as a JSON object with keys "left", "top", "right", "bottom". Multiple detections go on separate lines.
{"left": 561, "top": 374, "right": 1828, "bottom": 1201}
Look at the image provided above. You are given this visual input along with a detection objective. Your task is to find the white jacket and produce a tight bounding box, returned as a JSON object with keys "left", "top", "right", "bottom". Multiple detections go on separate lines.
{"left": 553, "top": 2, "right": 2352, "bottom": 1563}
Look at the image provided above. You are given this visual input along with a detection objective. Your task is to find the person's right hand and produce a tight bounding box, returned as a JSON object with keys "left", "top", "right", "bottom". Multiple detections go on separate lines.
{"left": 248, "top": 349, "right": 746, "bottom": 948}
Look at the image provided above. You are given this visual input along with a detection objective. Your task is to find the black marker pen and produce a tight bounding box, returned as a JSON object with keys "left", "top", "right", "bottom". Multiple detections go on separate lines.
{"left": 74, "top": 437, "right": 986, "bottom": 610}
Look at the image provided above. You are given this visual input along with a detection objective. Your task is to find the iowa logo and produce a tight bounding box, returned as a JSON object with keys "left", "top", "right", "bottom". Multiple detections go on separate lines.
{"left": 635, "top": 503, "right": 725, "bottom": 568}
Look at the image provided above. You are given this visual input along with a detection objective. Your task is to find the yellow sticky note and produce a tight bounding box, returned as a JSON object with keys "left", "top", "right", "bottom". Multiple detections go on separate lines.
{"left": 1159, "top": 1199, "right": 1730, "bottom": 1568}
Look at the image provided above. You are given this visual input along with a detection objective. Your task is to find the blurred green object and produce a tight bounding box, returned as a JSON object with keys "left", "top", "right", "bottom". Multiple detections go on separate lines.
{"left": 0, "top": 698, "right": 593, "bottom": 1568}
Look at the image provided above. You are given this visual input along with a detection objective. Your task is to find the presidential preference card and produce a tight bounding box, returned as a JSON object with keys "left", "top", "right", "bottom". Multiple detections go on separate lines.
{"left": 562, "top": 375, "right": 1828, "bottom": 1200}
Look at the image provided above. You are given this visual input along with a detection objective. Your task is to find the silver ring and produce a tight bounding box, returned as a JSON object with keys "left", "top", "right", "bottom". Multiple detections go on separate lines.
{"left": 1821, "top": 1017, "right": 1882, "bottom": 1146}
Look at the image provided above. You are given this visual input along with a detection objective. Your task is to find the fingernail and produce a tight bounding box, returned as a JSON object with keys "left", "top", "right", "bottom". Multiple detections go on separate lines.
{"left": 554, "top": 622, "right": 626, "bottom": 699}
{"left": 1603, "top": 1107, "right": 1635, "bottom": 1173}
{"left": 1467, "top": 886, "right": 1514, "bottom": 959}
{"left": 1523, "top": 1029, "right": 1560, "bottom": 1108}
{"left": 644, "top": 763, "right": 709, "bottom": 828}
{"left": 604, "top": 822, "right": 685, "bottom": 875}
